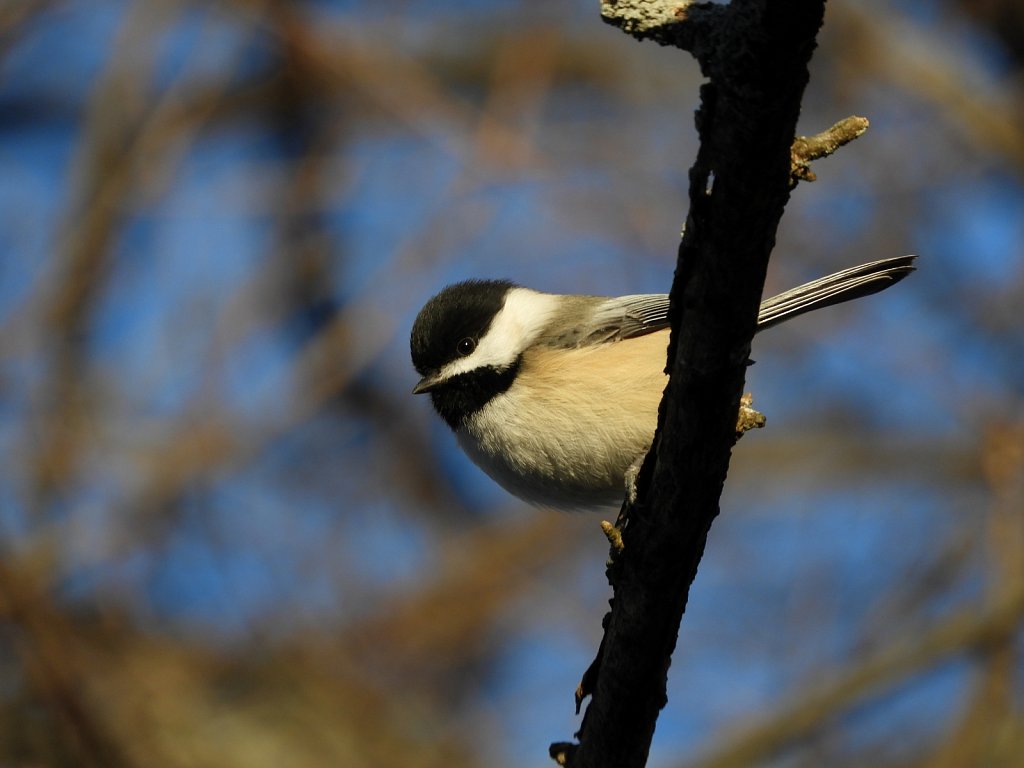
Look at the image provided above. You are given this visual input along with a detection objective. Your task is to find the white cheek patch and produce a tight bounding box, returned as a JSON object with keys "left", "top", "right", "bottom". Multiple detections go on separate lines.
{"left": 440, "top": 288, "right": 560, "bottom": 379}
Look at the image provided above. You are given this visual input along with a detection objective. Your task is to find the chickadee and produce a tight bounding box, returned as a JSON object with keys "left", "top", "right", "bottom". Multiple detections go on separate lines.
{"left": 411, "top": 255, "right": 916, "bottom": 510}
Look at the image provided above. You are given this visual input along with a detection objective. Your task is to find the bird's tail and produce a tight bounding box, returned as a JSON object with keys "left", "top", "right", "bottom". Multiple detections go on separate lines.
{"left": 756, "top": 255, "right": 917, "bottom": 332}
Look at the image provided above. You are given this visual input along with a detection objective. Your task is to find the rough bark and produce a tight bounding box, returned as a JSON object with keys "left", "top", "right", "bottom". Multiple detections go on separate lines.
{"left": 551, "top": 2, "right": 829, "bottom": 766}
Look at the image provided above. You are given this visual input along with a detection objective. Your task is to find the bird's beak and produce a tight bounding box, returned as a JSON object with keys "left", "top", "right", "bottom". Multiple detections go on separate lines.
{"left": 412, "top": 375, "right": 440, "bottom": 395}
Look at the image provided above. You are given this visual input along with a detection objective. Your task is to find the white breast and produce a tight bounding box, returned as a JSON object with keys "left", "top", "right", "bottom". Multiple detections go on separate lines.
{"left": 456, "top": 330, "right": 669, "bottom": 510}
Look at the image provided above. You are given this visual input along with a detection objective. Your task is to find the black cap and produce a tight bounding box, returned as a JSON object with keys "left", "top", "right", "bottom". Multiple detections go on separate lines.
{"left": 410, "top": 279, "right": 515, "bottom": 377}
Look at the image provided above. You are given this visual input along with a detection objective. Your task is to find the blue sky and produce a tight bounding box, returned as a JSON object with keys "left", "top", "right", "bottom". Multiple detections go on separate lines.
{"left": 1, "top": 1, "right": 1021, "bottom": 765}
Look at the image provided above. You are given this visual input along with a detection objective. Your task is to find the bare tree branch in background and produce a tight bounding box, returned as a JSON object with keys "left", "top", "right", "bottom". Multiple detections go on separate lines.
{"left": 1, "top": 1, "right": 1022, "bottom": 767}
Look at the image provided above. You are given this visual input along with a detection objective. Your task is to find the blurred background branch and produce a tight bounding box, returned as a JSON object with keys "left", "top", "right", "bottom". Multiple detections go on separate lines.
{"left": 0, "top": 1, "right": 1022, "bottom": 766}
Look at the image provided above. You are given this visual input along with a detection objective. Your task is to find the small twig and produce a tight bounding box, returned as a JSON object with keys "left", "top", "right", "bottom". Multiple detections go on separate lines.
{"left": 550, "top": 743, "right": 577, "bottom": 766}
{"left": 600, "top": 520, "right": 625, "bottom": 555}
{"left": 735, "top": 392, "right": 766, "bottom": 438}
{"left": 790, "top": 115, "right": 870, "bottom": 185}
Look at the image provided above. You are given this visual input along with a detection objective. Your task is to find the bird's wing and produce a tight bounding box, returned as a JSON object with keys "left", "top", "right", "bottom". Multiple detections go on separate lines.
{"left": 551, "top": 253, "right": 917, "bottom": 347}
{"left": 567, "top": 294, "right": 672, "bottom": 345}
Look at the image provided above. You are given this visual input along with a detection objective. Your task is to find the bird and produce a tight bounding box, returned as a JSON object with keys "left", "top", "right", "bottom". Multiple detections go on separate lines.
{"left": 410, "top": 255, "right": 917, "bottom": 510}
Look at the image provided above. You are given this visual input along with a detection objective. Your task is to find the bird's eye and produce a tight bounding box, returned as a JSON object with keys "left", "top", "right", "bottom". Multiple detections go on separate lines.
{"left": 456, "top": 337, "right": 476, "bottom": 356}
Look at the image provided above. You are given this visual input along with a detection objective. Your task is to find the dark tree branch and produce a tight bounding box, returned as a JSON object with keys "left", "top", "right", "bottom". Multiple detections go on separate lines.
{"left": 552, "top": 2, "right": 828, "bottom": 766}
